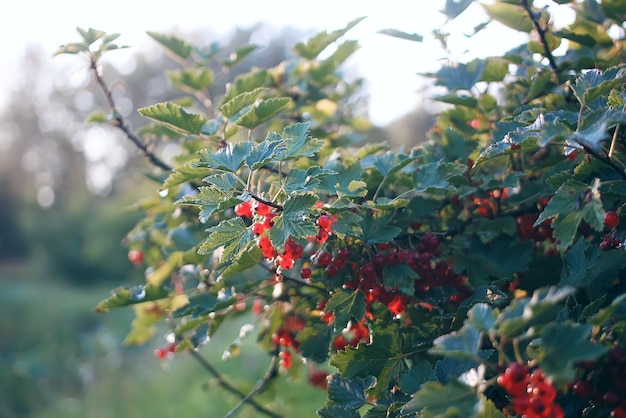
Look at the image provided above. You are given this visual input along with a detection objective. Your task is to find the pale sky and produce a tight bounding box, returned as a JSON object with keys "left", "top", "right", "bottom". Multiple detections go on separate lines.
{"left": 0, "top": 0, "right": 534, "bottom": 125}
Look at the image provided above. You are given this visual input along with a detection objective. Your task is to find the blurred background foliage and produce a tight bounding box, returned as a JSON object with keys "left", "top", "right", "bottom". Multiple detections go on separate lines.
{"left": 0, "top": 23, "right": 434, "bottom": 417}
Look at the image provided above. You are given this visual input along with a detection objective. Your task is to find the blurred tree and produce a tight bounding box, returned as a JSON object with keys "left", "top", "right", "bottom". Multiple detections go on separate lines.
{"left": 0, "top": 25, "right": 311, "bottom": 285}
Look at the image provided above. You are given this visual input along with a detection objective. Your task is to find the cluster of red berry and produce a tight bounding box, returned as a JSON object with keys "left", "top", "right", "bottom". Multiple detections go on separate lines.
{"left": 236, "top": 200, "right": 337, "bottom": 275}
{"left": 271, "top": 315, "right": 305, "bottom": 370}
{"left": 600, "top": 211, "right": 622, "bottom": 251}
{"left": 497, "top": 363, "right": 564, "bottom": 418}
{"left": 571, "top": 346, "right": 626, "bottom": 417}
{"left": 333, "top": 320, "right": 371, "bottom": 351}
{"left": 515, "top": 212, "right": 554, "bottom": 245}
{"left": 329, "top": 233, "right": 469, "bottom": 316}
{"left": 313, "top": 299, "right": 370, "bottom": 351}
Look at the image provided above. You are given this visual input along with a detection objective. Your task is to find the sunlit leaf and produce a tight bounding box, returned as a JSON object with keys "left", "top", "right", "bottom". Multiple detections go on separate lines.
{"left": 198, "top": 218, "right": 252, "bottom": 262}
{"left": 378, "top": 29, "right": 423, "bottom": 43}
{"left": 235, "top": 97, "right": 291, "bottom": 129}
{"left": 94, "top": 284, "right": 170, "bottom": 313}
{"left": 147, "top": 31, "right": 192, "bottom": 59}
{"left": 138, "top": 102, "right": 207, "bottom": 135}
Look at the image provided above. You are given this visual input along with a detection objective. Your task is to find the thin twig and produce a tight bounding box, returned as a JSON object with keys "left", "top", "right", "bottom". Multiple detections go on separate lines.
{"left": 225, "top": 355, "right": 280, "bottom": 418}
{"left": 521, "top": 0, "right": 559, "bottom": 73}
{"left": 188, "top": 349, "right": 282, "bottom": 418}
{"left": 89, "top": 55, "right": 173, "bottom": 172}
{"left": 609, "top": 124, "right": 620, "bottom": 158}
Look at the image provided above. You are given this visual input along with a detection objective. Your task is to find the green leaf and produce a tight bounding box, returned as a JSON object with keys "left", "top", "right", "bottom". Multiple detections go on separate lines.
{"left": 496, "top": 287, "right": 574, "bottom": 337}
{"left": 235, "top": 97, "right": 291, "bottom": 129}
{"left": 531, "top": 322, "right": 608, "bottom": 386}
{"left": 202, "top": 173, "right": 239, "bottom": 191}
{"left": 284, "top": 166, "right": 336, "bottom": 193}
{"left": 453, "top": 236, "right": 534, "bottom": 286}
{"left": 198, "top": 218, "right": 252, "bottom": 262}
{"left": 589, "top": 294, "right": 626, "bottom": 325}
{"left": 481, "top": 3, "right": 533, "bottom": 32}
{"left": 332, "top": 211, "right": 363, "bottom": 237}
{"left": 553, "top": 29, "right": 597, "bottom": 47}
{"left": 400, "top": 360, "right": 436, "bottom": 395}
{"left": 219, "top": 87, "right": 266, "bottom": 119}
{"left": 466, "top": 304, "right": 497, "bottom": 333}
{"left": 327, "top": 374, "right": 375, "bottom": 409}
{"left": 459, "top": 286, "right": 509, "bottom": 309}
{"left": 413, "top": 161, "right": 466, "bottom": 194}
{"left": 162, "top": 162, "right": 210, "bottom": 189}
{"left": 297, "top": 324, "right": 333, "bottom": 363}
{"left": 560, "top": 239, "right": 600, "bottom": 287}
{"left": 223, "top": 70, "right": 269, "bottom": 102}
{"left": 281, "top": 122, "right": 325, "bottom": 159}
{"left": 571, "top": 109, "right": 626, "bottom": 151}
{"left": 146, "top": 31, "right": 192, "bottom": 59}
{"left": 378, "top": 29, "right": 423, "bottom": 43}
{"left": 370, "top": 151, "right": 415, "bottom": 177}
{"left": 268, "top": 194, "right": 318, "bottom": 248}
{"left": 221, "top": 44, "right": 258, "bottom": 68}
{"left": 535, "top": 180, "right": 604, "bottom": 250}
{"left": 317, "top": 404, "right": 361, "bottom": 418}
{"left": 430, "top": 326, "right": 482, "bottom": 359}
{"left": 480, "top": 58, "right": 509, "bottom": 83}
{"left": 167, "top": 68, "right": 213, "bottom": 91}
{"left": 94, "top": 284, "right": 170, "bottom": 313}
{"left": 403, "top": 379, "right": 478, "bottom": 418}
{"left": 294, "top": 17, "right": 365, "bottom": 59}
{"left": 570, "top": 65, "right": 626, "bottom": 107}
{"left": 426, "top": 59, "right": 485, "bottom": 91}
{"left": 173, "top": 289, "right": 237, "bottom": 318}
{"left": 475, "top": 396, "right": 506, "bottom": 418}
{"left": 220, "top": 244, "right": 262, "bottom": 279}
{"left": 433, "top": 94, "right": 478, "bottom": 108}
{"left": 176, "top": 185, "right": 240, "bottom": 223}
{"left": 245, "top": 139, "right": 286, "bottom": 170}
{"left": 382, "top": 264, "right": 418, "bottom": 296}
{"left": 77, "top": 27, "right": 107, "bottom": 44}
{"left": 361, "top": 213, "right": 401, "bottom": 246}
{"left": 86, "top": 111, "right": 108, "bottom": 123}
{"left": 194, "top": 142, "right": 253, "bottom": 172}
{"left": 330, "top": 326, "right": 404, "bottom": 398}
{"left": 440, "top": 0, "right": 474, "bottom": 19}
{"left": 336, "top": 180, "right": 368, "bottom": 199}
{"left": 54, "top": 42, "right": 89, "bottom": 55}
{"left": 325, "top": 289, "right": 366, "bottom": 331}
{"left": 138, "top": 102, "right": 207, "bottom": 135}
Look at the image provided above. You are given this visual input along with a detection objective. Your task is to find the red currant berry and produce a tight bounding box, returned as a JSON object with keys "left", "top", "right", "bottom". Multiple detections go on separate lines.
{"left": 316, "top": 251, "right": 332, "bottom": 267}
{"left": 572, "top": 380, "right": 592, "bottom": 398}
{"left": 128, "top": 250, "right": 144, "bottom": 265}
{"left": 235, "top": 201, "right": 253, "bottom": 218}
{"left": 255, "top": 202, "right": 272, "bottom": 217}
{"left": 337, "top": 248, "right": 350, "bottom": 259}
{"left": 317, "top": 215, "right": 333, "bottom": 231}
{"left": 605, "top": 211, "right": 620, "bottom": 228}
{"left": 300, "top": 267, "right": 312, "bottom": 279}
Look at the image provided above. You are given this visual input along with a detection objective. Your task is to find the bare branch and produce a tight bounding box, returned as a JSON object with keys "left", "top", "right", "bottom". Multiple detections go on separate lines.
{"left": 225, "top": 354, "right": 280, "bottom": 418}
{"left": 521, "top": 0, "right": 559, "bottom": 73}
{"left": 89, "top": 55, "right": 173, "bottom": 172}
{"left": 188, "top": 349, "right": 282, "bottom": 418}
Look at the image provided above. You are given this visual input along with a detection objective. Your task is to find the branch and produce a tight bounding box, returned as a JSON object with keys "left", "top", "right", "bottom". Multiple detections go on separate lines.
{"left": 521, "top": 0, "right": 559, "bottom": 73}
{"left": 188, "top": 349, "right": 282, "bottom": 418}
{"left": 249, "top": 191, "right": 283, "bottom": 212}
{"left": 89, "top": 55, "right": 173, "bottom": 172}
{"left": 225, "top": 354, "right": 280, "bottom": 418}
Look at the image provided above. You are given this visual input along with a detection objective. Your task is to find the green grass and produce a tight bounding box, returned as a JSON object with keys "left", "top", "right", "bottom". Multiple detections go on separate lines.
{"left": 0, "top": 275, "right": 327, "bottom": 418}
